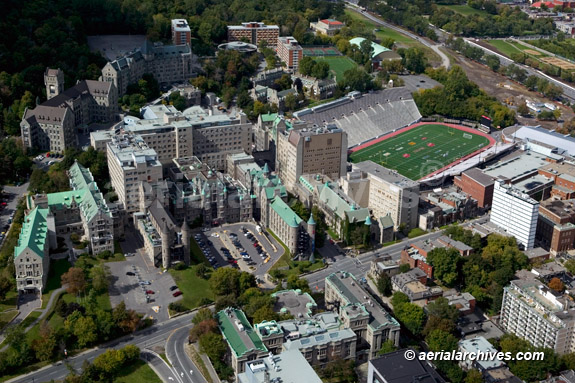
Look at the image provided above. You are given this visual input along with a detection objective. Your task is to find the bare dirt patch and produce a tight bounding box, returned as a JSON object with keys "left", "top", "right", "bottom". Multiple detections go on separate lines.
{"left": 523, "top": 49, "right": 541, "bottom": 56}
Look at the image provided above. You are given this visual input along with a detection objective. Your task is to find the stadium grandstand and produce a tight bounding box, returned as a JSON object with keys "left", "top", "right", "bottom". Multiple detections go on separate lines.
{"left": 503, "top": 125, "right": 575, "bottom": 158}
{"left": 293, "top": 88, "right": 422, "bottom": 148}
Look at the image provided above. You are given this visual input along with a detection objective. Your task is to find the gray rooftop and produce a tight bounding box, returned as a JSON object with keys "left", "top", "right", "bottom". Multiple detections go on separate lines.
{"left": 282, "top": 328, "right": 356, "bottom": 351}
{"left": 271, "top": 289, "right": 317, "bottom": 319}
{"left": 107, "top": 134, "right": 161, "bottom": 169}
{"left": 484, "top": 150, "right": 549, "bottom": 182}
{"left": 238, "top": 349, "right": 322, "bottom": 383}
{"left": 459, "top": 336, "right": 506, "bottom": 370}
{"left": 326, "top": 272, "right": 399, "bottom": 330}
{"left": 353, "top": 161, "right": 419, "bottom": 189}
{"left": 503, "top": 125, "right": 575, "bottom": 157}
{"left": 461, "top": 167, "right": 494, "bottom": 187}
{"left": 369, "top": 349, "right": 446, "bottom": 383}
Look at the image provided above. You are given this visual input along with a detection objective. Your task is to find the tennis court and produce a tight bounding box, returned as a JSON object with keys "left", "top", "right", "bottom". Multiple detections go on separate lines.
{"left": 302, "top": 46, "right": 341, "bottom": 57}
{"left": 349, "top": 123, "right": 495, "bottom": 180}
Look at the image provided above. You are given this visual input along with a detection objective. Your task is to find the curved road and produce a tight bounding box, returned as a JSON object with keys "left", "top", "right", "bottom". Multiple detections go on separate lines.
{"left": 7, "top": 311, "right": 200, "bottom": 383}
{"left": 346, "top": 4, "right": 450, "bottom": 69}
{"left": 166, "top": 326, "right": 207, "bottom": 383}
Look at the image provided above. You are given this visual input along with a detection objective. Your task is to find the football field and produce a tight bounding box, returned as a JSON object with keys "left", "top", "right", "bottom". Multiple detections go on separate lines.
{"left": 349, "top": 123, "right": 493, "bottom": 180}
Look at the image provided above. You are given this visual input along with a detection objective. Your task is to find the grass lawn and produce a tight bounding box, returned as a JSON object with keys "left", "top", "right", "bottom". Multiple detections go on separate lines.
{"left": 0, "top": 310, "right": 18, "bottom": 330}
{"left": 487, "top": 40, "right": 546, "bottom": 59}
{"left": 268, "top": 229, "right": 291, "bottom": 271}
{"left": 349, "top": 124, "right": 491, "bottom": 180}
{"left": 437, "top": 4, "right": 490, "bottom": 17}
{"left": 0, "top": 290, "right": 18, "bottom": 312}
{"left": 316, "top": 56, "right": 357, "bottom": 81}
{"left": 169, "top": 265, "right": 214, "bottom": 310}
{"left": 345, "top": 10, "right": 413, "bottom": 44}
{"left": 115, "top": 359, "right": 162, "bottom": 383}
{"left": 408, "top": 228, "right": 427, "bottom": 239}
{"left": 42, "top": 258, "right": 71, "bottom": 309}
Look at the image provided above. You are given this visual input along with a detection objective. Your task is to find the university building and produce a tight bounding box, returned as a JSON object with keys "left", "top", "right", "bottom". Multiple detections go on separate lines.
{"left": 277, "top": 37, "right": 303, "bottom": 71}
{"left": 21, "top": 68, "right": 118, "bottom": 153}
{"left": 227, "top": 22, "right": 279, "bottom": 47}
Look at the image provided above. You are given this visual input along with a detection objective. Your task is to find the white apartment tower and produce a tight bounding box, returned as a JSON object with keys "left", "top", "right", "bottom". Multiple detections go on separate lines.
{"left": 491, "top": 180, "right": 539, "bottom": 249}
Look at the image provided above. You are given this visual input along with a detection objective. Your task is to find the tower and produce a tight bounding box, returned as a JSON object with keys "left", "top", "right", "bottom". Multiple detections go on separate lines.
{"left": 44, "top": 68, "right": 65, "bottom": 100}
{"left": 161, "top": 220, "right": 171, "bottom": 269}
{"left": 307, "top": 215, "right": 316, "bottom": 255}
{"left": 181, "top": 218, "right": 191, "bottom": 266}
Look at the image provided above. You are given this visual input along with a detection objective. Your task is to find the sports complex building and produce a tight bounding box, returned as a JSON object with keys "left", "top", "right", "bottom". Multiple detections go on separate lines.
{"left": 294, "top": 87, "right": 501, "bottom": 182}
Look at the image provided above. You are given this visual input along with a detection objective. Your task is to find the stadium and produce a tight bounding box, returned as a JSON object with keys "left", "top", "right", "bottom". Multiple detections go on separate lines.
{"left": 349, "top": 123, "right": 496, "bottom": 181}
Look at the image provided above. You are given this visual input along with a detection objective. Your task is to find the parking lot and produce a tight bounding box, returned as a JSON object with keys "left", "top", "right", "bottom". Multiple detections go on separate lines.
{"left": 197, "top": 222, "right": 284, "bottom": 277}
{"left": 107, "top": 229, "right": 182, "bottom": 323}
{"left": 0, "top": 183, "right": 28, "bottom": 249}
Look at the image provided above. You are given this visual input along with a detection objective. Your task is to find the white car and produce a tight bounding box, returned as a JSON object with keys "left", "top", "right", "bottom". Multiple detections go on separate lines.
{"left": 210, "top": 233, "right": 220, "bottom": 238}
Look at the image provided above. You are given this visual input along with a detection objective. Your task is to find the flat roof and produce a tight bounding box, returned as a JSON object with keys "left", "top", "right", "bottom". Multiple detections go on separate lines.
{"left": 354, "top": 161, "right": 419, "bottom": 189}
{"left": 504, "top": 125, "right": 575, "bottom": 156}
{"left": 459, "top": 336, "right": 506, "bottom": 370}
{"left": 369, "top": 349, "right": 445, "bottom": 383}
{"left": 483, "top": 151, "right": 548, "bottom": 182}
{"left": 272, "top": 289, "right": 317, "bottom": 319}
{"left": 326, "top": 272, "right": 399, "bottom": 330}
{"left": 238, "top": 349, "right": 322, "bottom": 383}
{"left": 461, "top": 167, "right": 494, "bottom": 187}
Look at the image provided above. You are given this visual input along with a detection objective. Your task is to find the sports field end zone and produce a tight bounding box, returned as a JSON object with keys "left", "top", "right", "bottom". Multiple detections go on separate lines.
{"left": 349, "top": 123, "right": 495, "bottom": 181}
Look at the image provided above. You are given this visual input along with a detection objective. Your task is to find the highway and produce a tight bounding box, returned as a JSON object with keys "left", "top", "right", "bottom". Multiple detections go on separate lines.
{"left": 7, "top": 311, "right": 199, "bottom": 383}
{"left": 345, "top": 4, "right": 450, "bottom": 69}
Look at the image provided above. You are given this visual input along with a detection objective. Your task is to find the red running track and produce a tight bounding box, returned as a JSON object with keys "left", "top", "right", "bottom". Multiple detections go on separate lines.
{"left": 349, "top": 122, "right": 496, "bottom": 180}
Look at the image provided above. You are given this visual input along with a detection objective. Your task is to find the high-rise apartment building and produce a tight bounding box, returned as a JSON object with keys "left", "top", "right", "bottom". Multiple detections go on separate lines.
{"left": 276, "top": 124, "right": 347, "bottom": 192}
{"left": 227, "top": 22, "right": 279, "bottom": 47}
{"left": 501, "top": 278, "right": 575, "bottom": 355}
{"left": 171, "top": 19, "right": 191, "bottom": 45}
{"left": 277, "top": 37, "right": 303, "bottom": 71}
{"left": 341, "top": 161, "right": 420, "bottom": 230}
{"left": 491, "top": 180, "right": 539, "bottom": 249}
{"left": 107, "top": 134, "right": 163, "bottom": 213}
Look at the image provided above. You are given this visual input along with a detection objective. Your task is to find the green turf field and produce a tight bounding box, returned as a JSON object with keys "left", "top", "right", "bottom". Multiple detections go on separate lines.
{"left": 315, "top": 56, "right": 357, "bottom": 81}
{"left": 349, "top": 124, "right": 491, "bottom": 180}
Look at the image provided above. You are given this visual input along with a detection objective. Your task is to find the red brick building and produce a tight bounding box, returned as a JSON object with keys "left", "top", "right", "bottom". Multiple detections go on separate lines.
{"left": 277, "top": 37, "right": 303, "bottom": 71}
{"left": 227, "top": 22, "right": 279, "bottom": 47}
{"left": 537, "top": 199, "right": 575, "bottom": 255}
{"left": 538, "top": 162, "right": 575, "bottom": 200}
{"left": 171, "top": 19, "right": 191, "bottom": 45}
{"left": 454, "top": 168, "right": 495, "bottom": 208}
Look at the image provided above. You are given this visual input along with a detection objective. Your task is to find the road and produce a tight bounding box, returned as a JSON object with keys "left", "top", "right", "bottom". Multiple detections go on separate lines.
{"left": 142, "top": 350, "right": 182, "bottom": 383}
{"left": 346, "top": 4, "right": 450, "bottom": 69}
{"left": 166, "top": 326, "right": 207, "bottom": 383}
{"left": 7, "top": 311, "right": 199, "bottom": 383}
{"left": 306, "top": 215, "right": 490, "bottom": 289}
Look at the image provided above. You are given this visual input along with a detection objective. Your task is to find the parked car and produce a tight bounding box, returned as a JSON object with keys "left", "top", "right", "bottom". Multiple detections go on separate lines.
{"left": 146, "top": 290, "right": 155, "bottom": 294}
{"left": 139, "top": 281, "right": 151, "bottom": 285}
{"left": 169, "top": 285, "right": 178, "bottom": 291}
{"left": 173, "top": 291, "right": 183, "bottom": 297}
{"left": 126, "top": 272, "right": 135, "bottom": 276}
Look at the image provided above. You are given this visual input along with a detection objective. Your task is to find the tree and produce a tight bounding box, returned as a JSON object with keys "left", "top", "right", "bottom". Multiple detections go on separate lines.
{"left": 517, "top": 102, "right": 529, "bottom": 116}
{"left": 378, "top": 339, "right": 397, "bottom": 355}
{"left": 548, "top": 277, "right": 565, "bottom": 292}
{"left": 426, "top": 297, "right": 459, "bottom": 322}
{"left": 391, "top": 292, "right": 410, "bottom": 308}
{"left": 376, "top": 273, "right": 392, "bottom": 297}
{"left": 311, "top": 61, "right": 330, "bottom": 79}
{"left": 299, "top": 57, "right": 317, "bottom": 76}
{"left": 189, "top": 319, "right": 218, "bottom": 343}
{"left": 402, "top": 47, "right": 427, "bottom": 74}
{"left": 199, "top": 332, "right": 228, "bottom": 362}
{"left": 394, "top": 301, "right": 426, "bottom": 335}
{"left": 0, "top": 275, "right": 12, "bottom": 300}
{"left": 209, "top": 267, "right": 241, "bottom": 297}
{"left": 89, "top": 264, "right": 110, "bottom": 293}
{"left": 339, "top": 67, "right": 375, "bottom": 93}
{"left": 31, "top": 322, "right": 56, "bottom": 361}
{"left": 426, "top": 329, "right": 458, "bottom": 352}
{"left": 252, "top": 305, "right": 279, "bottom": 324}
{"left": 485, "top": 55, "right": 500, "bottom": 72}
{"left": 193, "top": 308, "right": 214, "bottom": 325}
{"left": 284, "top": 93, "right": 297, "bottom": 111}
{"left": 565, "top": 259, "right": 575, "bottom": 274}
{"left": 61, "top": 267, "right": 86, "bottom": 295}
{"left": 465, "top": 369, "right": 484, "bottom": 383}
{"left": 427, "top": 248, "right": 460, "bottom": 287}
{"left": 65, "top": 313, "right": 98, "bottom": 348}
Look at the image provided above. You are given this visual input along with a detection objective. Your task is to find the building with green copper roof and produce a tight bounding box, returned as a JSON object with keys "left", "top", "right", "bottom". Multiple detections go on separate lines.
{"left": 26, "top": 161, "right": 115, "bottom": 258}
{"left": 349, "top": 37, "right": 402, "bottom": 65}
{"left": 14, "top": 207, "right": 52, "bottom": 293}
{"left": 217, "top": 307, "right": 268, "bottom": 375}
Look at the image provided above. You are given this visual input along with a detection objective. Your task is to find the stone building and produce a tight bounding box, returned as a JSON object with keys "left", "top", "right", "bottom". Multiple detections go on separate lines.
{"left": 21, "top": 68, "right": 118, "bottom": 153}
